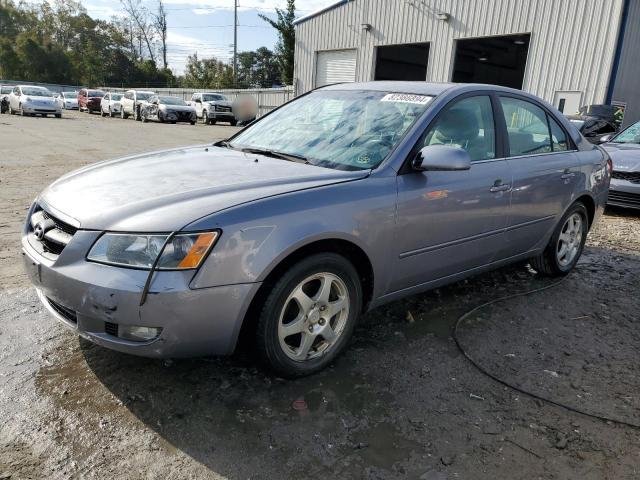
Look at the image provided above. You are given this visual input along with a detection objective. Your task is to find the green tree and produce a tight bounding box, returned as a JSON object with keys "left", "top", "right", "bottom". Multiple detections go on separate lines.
{"left": 259, "top": 0, "right": 295, "bottom": 85}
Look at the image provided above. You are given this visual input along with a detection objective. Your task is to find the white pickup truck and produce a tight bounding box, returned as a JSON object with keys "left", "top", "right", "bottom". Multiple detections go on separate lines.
{"left": 189, "top": 92, "right": 237, "bottom": 125}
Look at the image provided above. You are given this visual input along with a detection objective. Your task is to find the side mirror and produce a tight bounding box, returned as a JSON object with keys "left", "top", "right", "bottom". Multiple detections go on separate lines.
{"left": 597, "top": 134, "right": 613, "bottom": 144}
{"left": 412, "top": 145, "right": 472, "bottom": 172}
{"left": 195, "top": 98, "right": 201, "bottom": 103}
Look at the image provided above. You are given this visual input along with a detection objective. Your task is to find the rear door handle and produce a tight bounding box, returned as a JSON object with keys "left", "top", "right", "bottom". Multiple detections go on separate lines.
{"left": 561, "top": 172, "right": 576, "bottom": 180}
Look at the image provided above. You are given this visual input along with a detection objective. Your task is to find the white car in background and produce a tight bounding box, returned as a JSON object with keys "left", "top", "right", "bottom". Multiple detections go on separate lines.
{"left": 100, "top": 92, "right": 123, "bottom": 117}
{"left": 189, "top": 92, "right": 237, "bottom": 125}
{"left": 55, "top": 91, "right": 79, "bottom": 110}
{"left": 120, "top": 90, "right": 155, "bottom": 121}
{"left": 8, "top": 85, "right": 62, "bottom": 118}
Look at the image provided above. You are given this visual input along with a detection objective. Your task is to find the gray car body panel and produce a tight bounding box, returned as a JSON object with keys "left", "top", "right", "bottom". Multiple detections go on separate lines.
{"left": 24, "top": 82, "right": 609, "bottom": 357}
{"left": 602, "top": 142, "right": 640, "bottom": 209}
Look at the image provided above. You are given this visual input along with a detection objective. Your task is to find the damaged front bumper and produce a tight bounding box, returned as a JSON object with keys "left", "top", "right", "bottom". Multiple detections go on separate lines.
{"left": 21, "top": 230, "right": 259, "bottom": 358}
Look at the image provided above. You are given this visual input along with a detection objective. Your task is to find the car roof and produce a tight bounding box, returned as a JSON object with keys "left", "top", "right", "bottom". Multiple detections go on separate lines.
{"left": 317, "top": 81, "right": 541, "bottom": 98}
{"left": 199, "top": 92, "right": 225, "bottom": 95}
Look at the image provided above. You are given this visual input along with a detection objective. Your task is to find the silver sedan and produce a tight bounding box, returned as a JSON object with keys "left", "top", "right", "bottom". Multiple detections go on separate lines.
{"left": 601, "top": 120, "right": 640, "bottom": 209}
{"left": 22, "top": 82, "right": 610, "bottom": 377}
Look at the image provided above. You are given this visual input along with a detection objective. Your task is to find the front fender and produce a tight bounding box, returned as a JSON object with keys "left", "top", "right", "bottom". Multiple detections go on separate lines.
{"left": 187, "top": 175, "right": 397, "bottom": 301}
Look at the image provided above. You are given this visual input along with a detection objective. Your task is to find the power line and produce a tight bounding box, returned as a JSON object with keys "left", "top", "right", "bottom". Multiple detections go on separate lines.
{"left": 166, "top": 23, "right": 270, "bottom": 28}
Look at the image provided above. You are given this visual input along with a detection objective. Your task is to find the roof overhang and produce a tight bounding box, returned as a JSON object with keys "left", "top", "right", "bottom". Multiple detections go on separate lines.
{"left": 293, "top": 0, "right": 353, "bottom": 26}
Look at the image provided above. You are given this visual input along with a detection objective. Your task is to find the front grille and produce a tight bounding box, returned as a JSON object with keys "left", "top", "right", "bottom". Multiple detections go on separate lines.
{"left": 29, "top": 206, "right": 77, "bottom": 257}
{"left": 104, "top": 322, "right": 119, "bottom": 337}
{"left": 612, "top": 171, "right": 640, "bottom": 184}
{"left": 46, "top": 297, "right": 77, "bottom": 323}
{"left": 608, "top": 190, "right": 640, "bottom": 208}
{"left": 215, "top": 105, "right": 232, "bottom": 112}
{"left": 41, "top": 210, "right": 77, "bottom": 236}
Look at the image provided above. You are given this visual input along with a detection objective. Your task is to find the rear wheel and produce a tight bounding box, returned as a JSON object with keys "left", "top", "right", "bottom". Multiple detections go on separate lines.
{"left": 255, "top": 253, "right": 362, "bottom": 377}
{"left": 230, "top": 119, "right": 237, "bottom": 126}
{"left": 530, "top": 202, "right": 588, "bottom": 276}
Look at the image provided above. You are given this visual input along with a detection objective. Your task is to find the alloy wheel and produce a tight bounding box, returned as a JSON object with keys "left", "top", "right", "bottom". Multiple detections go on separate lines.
{"left": 278, "top": 272, "right": 350, "bottom": 362}
{"left": 556, "top": 212, "right": 583, "bottom": 267}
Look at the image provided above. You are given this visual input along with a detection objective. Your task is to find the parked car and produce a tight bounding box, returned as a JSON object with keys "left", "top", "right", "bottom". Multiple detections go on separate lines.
{"left": 100, "top": 92, "right": 123, "bottom": 117}
{"left": 54, "top": 91, "right": 79, "bottom": 110}
{"left": 0, "top": 85, "right": 12, "bottom": 113}
{"left": 141, "top": 95, "right": 196, "bottom": 124}
{"left": 190, "top": 92, "right": 236, "bottom": 125}
{"left": 600, "top": 120, "right": 640, "bottom": 209}
{"left": 568, "top": 117, "right": 618, "bottom": 144}
{"left": 8, "top": 85, "right": 62, "bottom": 117}
{"left": 566, "top": 104, "right": 620, "bottom": 144}
{"left": 120, "top": 90, "right": 155, "bottom": 121}
{"left": 78, "top": 89, "right": 105, "bottom": 113}
{"left": 21, "top": 82, "right": 610, "bottom": 377}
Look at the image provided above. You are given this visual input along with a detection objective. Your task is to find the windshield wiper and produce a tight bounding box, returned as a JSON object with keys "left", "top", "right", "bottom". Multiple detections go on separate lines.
{"left": 240, "top": 147, "right": 310, "bottom": 164}
{"left": 214, "top": 140, "right": 234, "bottom": 148}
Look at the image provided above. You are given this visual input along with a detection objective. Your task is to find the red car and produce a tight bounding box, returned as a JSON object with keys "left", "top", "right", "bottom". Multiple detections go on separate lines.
{"left": 78, "top": 88, "right": 105, "bottom": 113}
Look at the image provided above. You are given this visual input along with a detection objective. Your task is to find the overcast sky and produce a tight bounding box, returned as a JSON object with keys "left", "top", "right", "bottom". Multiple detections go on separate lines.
{"left": 78, "top": 0, "right": 336, "bottom": 74}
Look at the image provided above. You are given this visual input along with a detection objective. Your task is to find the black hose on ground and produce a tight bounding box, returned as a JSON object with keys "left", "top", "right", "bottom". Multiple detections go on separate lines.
{"left": 452, "top": 266, "right": 640, "bottom": 430}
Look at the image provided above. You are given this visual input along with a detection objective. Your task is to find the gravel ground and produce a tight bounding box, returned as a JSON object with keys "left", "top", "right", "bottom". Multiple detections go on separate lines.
{"left": 1, "top": 111, "right": 639, "bottom": 479}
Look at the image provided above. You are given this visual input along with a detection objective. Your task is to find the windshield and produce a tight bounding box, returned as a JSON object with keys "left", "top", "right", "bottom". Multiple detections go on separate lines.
{"left": 137, "top": 92, "right": 153, "bottom": 100}
{"left": 22, "top": 87, "right": 52, "bottom": 97}
{"left": 160, "top": 96, "right": 186, "bottom": 106}
{"left": 202, "top": 94, "right": 226, "bottom": 102}
{"left": 88, "top": 90, "right": 104, "bottom": 97}
{"left": 62, "top": 92, "right": 76, "bottom": 97}
{"left": 230, "top": 90, "right": 433, "bottom": 170}
{"left": 612, "top": 121, "right": 640, "bottom": 144}
{"left": 1, "top": 87, "right": 12, "bottom": 94}
{"left": 110, "top": 93, "right": 123, "bottom": 101}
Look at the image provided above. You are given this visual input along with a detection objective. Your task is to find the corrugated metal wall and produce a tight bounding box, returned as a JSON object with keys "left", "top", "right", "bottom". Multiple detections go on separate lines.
{"left": 294, "top": 0, "right": 624, "bottom": 108}
{"left": 610, "top": 0, "right": 640, "bottom": 127}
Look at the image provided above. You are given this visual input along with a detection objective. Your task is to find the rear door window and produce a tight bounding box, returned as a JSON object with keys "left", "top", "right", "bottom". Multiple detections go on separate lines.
{"left": 500, "top": 97, "right": 552, "bottom": 156}
{"left": 549, "top": 116, "right": 569, "bottom": 151}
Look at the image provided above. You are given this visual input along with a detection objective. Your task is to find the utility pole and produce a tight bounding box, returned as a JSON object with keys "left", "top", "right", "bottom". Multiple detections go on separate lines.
{"left": 233, "top": 0, "right": 238, "bottom": 87}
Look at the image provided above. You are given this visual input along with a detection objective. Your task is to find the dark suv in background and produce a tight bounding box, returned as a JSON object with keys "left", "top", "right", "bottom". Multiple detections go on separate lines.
{"left": 78, "top": 89, "right": 105, "bottom": 113}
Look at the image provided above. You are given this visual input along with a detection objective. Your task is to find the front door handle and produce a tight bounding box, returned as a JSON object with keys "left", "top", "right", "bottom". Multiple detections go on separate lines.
{"left": 490, "top": 180, "right": 511, "bottom": 193}
{"left": 561, "top": 170, "right": 576, "bottom": 180}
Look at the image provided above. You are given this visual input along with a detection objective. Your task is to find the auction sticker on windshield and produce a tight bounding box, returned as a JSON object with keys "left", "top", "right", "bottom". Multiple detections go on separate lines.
{"left": 381, "top": 93, "right": 432, "bottom": 105}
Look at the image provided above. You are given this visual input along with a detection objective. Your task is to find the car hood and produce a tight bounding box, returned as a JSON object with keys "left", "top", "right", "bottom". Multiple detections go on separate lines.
{"left": 602, "top": 143, "right": 640, "bottom": 171}
{"left": 206, "top": 100, "right": 232, "bottom": 108}
{"left": 161, "top": 104, "right": 195, "bottom": 112}
{"left": 27, "top": 95, "right": 56, "bottom": 102}
{"left": 39, "top": 146, "right": 369, "bottom": 231}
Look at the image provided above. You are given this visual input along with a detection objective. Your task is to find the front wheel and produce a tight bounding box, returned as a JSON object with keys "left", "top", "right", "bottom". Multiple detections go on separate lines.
{"left": 255, "top": 253, "right": 362, "bottom": 377}
{"left": 530, "top": 202, "right": 588, "bottom": 277}
{"left": 134, "top": 106, "right": 141, "bottom": 121}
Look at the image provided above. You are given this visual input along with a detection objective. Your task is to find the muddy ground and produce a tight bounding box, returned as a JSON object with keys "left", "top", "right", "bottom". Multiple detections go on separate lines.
{"left": 1, "top": 111, "right": 639, "bottom": 479}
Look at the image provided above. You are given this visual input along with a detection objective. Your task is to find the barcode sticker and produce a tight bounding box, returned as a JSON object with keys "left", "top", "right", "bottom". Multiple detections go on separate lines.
{"left": 381, "top": 93, "right": 432, "bottom": 105}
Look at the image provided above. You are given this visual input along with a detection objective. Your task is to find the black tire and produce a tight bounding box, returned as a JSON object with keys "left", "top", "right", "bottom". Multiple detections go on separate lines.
{"left": 134, "top": 106, "right": 141, "bottom": 121}
{"left": 141, "top": 112, "right": 148, "bottom": 123}
{"left": 530, "top": 202, "right": 589, "bottom": 277}
{"left": 202, "top": 110, "right": 209, "bottom": 124}
{"left": 210, "top": 118, "right": 216, "bottom": 125}
{"left": 55, "top": 113, "right": 61, "bottom": 118}
{"left": 230, "top": 119, "right": 237, "bottom": 126}
{"left": 190, "top": 121, "right": 196, "bottom": 125}
{"left": 255, "top": 252, "right": 362, "bottom": 378}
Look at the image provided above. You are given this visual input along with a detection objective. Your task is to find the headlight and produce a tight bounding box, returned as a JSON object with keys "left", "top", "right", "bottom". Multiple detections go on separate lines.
{"left": 24, "top": 97, "right": 31, "bottom": 102}
{"left": 87, "top": 231, "right": 219, "bottom": 270}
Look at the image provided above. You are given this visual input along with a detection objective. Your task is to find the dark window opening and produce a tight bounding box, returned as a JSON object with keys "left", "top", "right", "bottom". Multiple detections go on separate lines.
{"left": 452, "top": 34, "right": 530, "bottom": 89}
{"left": 374, "top": 43, "right": 430, "bottom": 81}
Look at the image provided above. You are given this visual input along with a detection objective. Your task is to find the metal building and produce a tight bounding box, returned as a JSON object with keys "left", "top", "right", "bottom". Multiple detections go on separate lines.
{"left": 294, "top": 0, "right": 640, "bottom": 126}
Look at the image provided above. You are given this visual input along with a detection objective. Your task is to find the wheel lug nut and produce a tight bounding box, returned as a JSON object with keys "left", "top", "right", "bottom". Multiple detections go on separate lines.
{"left": 308, "top": 325, "right": 314, "bottom": 332}
{"left": 319, "top": 319, "right": 325, "bottom": 325}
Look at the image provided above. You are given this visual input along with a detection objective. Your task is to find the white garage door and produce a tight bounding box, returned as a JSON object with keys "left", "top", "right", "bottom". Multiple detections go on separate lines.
{"left": 315, "top": 49, "right": 357, "bottom": 87}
